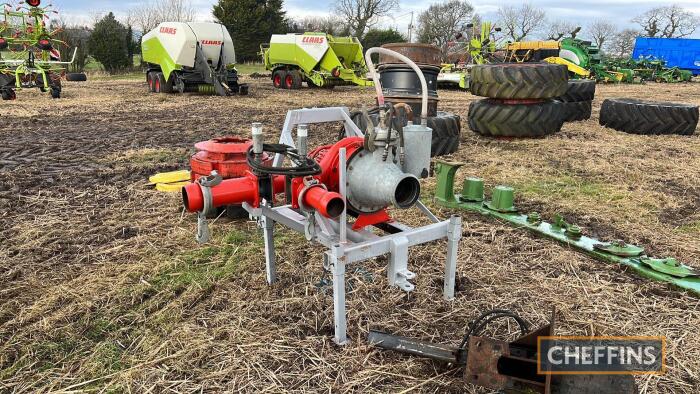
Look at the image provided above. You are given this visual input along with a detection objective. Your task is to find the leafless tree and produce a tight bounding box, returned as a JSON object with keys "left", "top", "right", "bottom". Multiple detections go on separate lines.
{"left": 334, "top": 0, "right": 398, "bottom": 39}
{"left": 497, "top": 3, "right": 546, "bottom": 42}
{"left": 542, "top": 19, "right": 578, "bottom": 41}
{"left": 632, "top": 5, "right": 699, "bottom": 38}
{"left": 287, "top": 15, "right": 349, "bottom": 36}
{"left": 416, "top": 0, "right": 475, "bottom": 59}
{"left": 127, "top": 0, "right": 196, "bottom": 35}
{"left": 587, "top": 19, "right": 617, "bottom": 52}
{"left": 609, "top": 29, "right": 639, "bottom": 58}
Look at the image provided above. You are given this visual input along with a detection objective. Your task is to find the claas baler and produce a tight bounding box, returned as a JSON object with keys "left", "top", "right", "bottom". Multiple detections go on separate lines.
{"left": 142, "top": 22, "right": 248, "bottom": 96}
{"left": 261, "top": 32, "right": 373, "bottom": 89}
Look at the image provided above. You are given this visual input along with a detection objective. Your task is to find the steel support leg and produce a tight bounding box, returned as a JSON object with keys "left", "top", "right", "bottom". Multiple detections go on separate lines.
{"left": 262, "top": 215, "right": 277, "bottom": 284}
{"left": 444, "top": 215, "right": 462, "bottom": 300}
{"left": 388, "top": 236, "right": 415, "bottom": 292}
{"left": 329, "top": 245, "right": 348, "bottom": 345}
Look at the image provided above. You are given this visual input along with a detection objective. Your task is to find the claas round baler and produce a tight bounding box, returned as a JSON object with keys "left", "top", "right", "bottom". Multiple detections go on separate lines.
{"left": 142, "top": 22, "right": 248, "bottom": 96}
{"left": 261, "top": 33, "right": 373, "bottom": 89}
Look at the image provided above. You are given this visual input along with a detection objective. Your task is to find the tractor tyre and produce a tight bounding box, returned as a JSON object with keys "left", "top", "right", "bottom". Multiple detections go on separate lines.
{"left": 285, "top": 70, "right": 303, "bottom": 89}
{"left": 468, "top": 99, "right": 565, "bottom": 137}
{"left": 557, "top": 79, "right": 596, "bottom": 102}
{"left": 599, "top": 98, "right": 699, "bottom": 135}
{"left": 427, "top": 112, "right": 461, "bottom": 156}
{"left": 470, "top": 63, "right": 569, "bottom": 99}
{"left": 272, "top": 70, "right": 286, "bottom": 89}
{"left": 66, "top": 73, "right": 87, "bottom": 82}
{"left": 351, "top": 110, "right": 461, "bottom": 157}
{"left": 1, "top": 89, "right": 16, "bottom": 101}
{"left": 556, "top": 100, "right": 593, "bottom": 122}
{"left": 158, "top": 73, "right": 173, "bottom": 93}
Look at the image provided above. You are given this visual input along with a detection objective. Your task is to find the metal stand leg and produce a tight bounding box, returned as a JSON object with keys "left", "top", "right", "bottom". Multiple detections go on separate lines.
{"left": 444, "top": 215, "right": 462, "bottom": 300}
{"left": 329, "top": 245, "right": 348, "bottom": 345}
{"left": 262, "top": 215, "right": 277, "bottom": 284}
{"left": 388, "top": 236, "right": 415, "bottom": 292}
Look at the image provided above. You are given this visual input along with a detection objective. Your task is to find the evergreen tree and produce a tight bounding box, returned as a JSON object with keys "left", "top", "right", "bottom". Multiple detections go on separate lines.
{"left": 361, "top": 29, "right": 406, "bottom": 50}
{"left": 213, "top": 0, "right": 288, "bottom": 62}
{"left": 89, "top": 13, "right": 129, "bottom": 72}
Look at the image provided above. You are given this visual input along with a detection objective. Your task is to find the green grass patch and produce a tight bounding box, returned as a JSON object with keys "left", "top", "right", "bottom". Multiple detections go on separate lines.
{"left": 108, "top": 148, "right": 186, "bottom": 165}
{"left": 236, "top": 62, "right": 266, "bottom": 75}
{"left": 514, "top": 175, "right": 628, "bottom": 202}
{"left": 676, "top": 221, "right": 700, "bottom": 233}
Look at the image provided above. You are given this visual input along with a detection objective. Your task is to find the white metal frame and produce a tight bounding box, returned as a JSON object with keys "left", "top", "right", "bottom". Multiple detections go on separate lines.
{"left": 244, "top": 107, "right": 462, "bottom": 345}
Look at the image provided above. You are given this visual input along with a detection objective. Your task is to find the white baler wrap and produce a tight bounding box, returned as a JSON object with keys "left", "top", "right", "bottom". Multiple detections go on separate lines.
{"left": 142, "top": 22, "right": 236, "bottom": 68}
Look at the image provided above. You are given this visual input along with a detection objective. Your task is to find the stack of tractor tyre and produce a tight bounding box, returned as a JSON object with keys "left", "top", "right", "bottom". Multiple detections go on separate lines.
{"left": 468, "top": 63, "right": 569, "bottom": 137}
{"left": 352, "top": 43, "right": 461, "bottom": 157}
{"left": 600, "top": 99, "right": 699, "bottom": 136}
{"left": 554, "top": 79, "right": 596, "bottom": 122}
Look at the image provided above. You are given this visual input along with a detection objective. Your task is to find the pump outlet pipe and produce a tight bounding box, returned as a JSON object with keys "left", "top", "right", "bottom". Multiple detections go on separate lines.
{"left": 364, "top": 47, "right": 429, "bottom": 125}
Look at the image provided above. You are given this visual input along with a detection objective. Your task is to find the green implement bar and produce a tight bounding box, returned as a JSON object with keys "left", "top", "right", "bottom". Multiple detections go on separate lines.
{"left": 433, "top": 161, "right": 700, "bottom": 296}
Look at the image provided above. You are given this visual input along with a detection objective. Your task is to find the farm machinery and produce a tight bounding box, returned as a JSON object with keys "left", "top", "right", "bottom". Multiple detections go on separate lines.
{"left": 0, "top": 0, "right": 86, "bottom": 100}
{"left": 141, "top": 22, "right": 248, "bottom": 96}
{"left": 182, "top": 47, "right": 462, "bottom": 345}
{"left": 261, "top": 32, "right": 373, "bottom": 89}
{"left": 437, "top": 21, "right": 503, "bottom": 89}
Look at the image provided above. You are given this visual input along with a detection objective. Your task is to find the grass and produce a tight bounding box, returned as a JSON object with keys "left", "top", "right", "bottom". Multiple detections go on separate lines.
{"left": 235, "top": 62, "right": 266, "bottom": 75}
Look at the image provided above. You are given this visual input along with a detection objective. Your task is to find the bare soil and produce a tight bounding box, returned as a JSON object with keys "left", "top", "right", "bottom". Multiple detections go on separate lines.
{"left": 1, "top": 76, "right": 699, "bottom": 393}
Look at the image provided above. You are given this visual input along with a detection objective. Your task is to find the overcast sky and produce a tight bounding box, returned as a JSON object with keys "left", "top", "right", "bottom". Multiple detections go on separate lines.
{"left": 53, "top": 0, "right": 700, "bottom": 39}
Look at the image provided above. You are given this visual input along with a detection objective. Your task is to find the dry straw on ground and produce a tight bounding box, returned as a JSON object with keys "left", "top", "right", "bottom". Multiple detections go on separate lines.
{"left": 1, "top": 77, "right": 699, "bottom": 392}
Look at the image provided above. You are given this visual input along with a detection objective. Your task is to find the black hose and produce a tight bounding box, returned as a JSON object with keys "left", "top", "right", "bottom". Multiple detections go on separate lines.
{"left": 246, "top": 144, "right": 321, "bottom": 177}
{"left": 458, "top": 309, "right": 530, "bottom": 351}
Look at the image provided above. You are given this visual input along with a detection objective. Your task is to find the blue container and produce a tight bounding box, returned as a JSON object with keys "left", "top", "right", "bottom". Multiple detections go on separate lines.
{"left": 632, "top": 37, "right": 700, "bottom": 75}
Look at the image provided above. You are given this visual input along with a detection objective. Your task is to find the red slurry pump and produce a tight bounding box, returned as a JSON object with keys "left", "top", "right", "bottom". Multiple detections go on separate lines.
{"left": 182, "top": 48, "right": 462, "bottom": 345}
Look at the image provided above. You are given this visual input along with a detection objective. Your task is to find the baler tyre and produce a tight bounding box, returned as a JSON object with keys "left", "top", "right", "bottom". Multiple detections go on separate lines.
{"left": 272, "top": 70, "right": 286, "bottom": 89}
{"left": 153, "top": 73, "right": 163, "bottom": 93}
{"left": 285, "top": 70, "right": 302, "bottom": 89}
{"left": 599, "top": 98, "right": 699, "bottom": 136}
{"left": 468, "top": 99, "right": 565, "bottom": 137}
{"left": 66, "top": 73, "right": 87, "bottom": 82}
{"left": 557, "top": 79, "right": 596, "bottom": 102}
{"left": 428, "top": 112, "right": 461, "bottom": 157}
{"left": 556, "top": 100, "right": 593, "bottom": 122}
{"left": 470, "top": 63, "right": 568, "bottom": 99}
{"left": 157, "top": 73, "right": 173, "bottom": 94}
{"left": 225, "top": 205, "right": 249, "bottom": 220}
{"left": 147, "top": 72, "right": 157, "bottom": 93}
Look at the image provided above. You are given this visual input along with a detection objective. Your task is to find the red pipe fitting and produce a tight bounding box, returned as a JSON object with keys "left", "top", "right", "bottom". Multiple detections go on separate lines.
{"left": 182, "top": 173, "right": 259, "bottom": 213}
{"left": 300, "top": 185, "right": 345, "bottom": 219}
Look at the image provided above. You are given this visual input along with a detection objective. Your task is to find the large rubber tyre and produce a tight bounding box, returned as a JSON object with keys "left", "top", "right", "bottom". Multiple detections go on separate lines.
{"left": 557, "top": 100, "right": 593, "bottom": 122}
{"left": 272, "top": 70, "right": 285, "bottom": 89}
{"left": 66, "top": 73, "right": 87, "bottom": 82}
{"left": 599, "top": 98, "right": 699, "bottom": 135}
{"left": 470, "top": 63, "right": 568, "bottom": 99}
{"left": 468, "top": 99, "right": 565, "bottom": 137}
{"left": 350, "top": 110, "right": 461, "bottom": 157}
{"left": 157, "top": 73, "right": 173, "bottom": 93}
{"left": 147, "top": 72, "right": 157, "bottom": 93}
{"left": 285, "top": 70, "right": 302, "bottom": 89}
{"left": 1, "top": 89, "right": 16, "bottom": 101}
{"left": 557, "top": 79, "right": 596, "bottom": 102}
{"left": 427, "top": 112, "right": 461, "bottom": 156}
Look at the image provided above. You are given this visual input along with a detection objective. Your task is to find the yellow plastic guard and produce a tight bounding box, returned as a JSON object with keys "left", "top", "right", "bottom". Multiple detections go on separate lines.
{"left": 148, "top": 170, "right": 191, "bottom": 185}
{"left": 155, "top": 181, "right": 190, "bottom": 193}
{"left": 543, "top": 57, "right": 591, "bottom": 77}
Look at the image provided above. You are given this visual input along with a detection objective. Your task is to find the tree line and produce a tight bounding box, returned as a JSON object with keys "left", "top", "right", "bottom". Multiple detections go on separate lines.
{"left": 55, "top": 0, "right": 699, "bottom": 72}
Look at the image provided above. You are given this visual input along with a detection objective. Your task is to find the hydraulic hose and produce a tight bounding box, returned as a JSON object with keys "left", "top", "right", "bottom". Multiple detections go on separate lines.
{"left": 364, "top": 47, "right": 429, "bottom": 126}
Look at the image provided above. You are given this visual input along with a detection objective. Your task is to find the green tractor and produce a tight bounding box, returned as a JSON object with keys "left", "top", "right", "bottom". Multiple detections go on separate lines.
{"left": 0, "top": 0, "right": 86, "bottom": 100}
{"left": 437, "top": 21, "right": 503, "bottom": 89}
